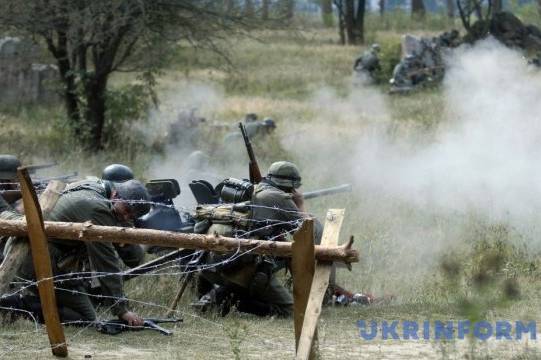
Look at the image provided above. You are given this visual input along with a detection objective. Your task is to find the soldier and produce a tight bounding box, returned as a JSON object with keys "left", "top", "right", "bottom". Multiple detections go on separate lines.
{"left": 223, "top": 117, "right": 277, "bottom": 145}
{"left": 0, "top": 179, "right": 151, "bottom": 325}
{"left": 354, "top": 43, "right": 381, "bottom": 82}
{"left": 0, "top": 155, "right": 22, "bottom": 263}
{"left": 196, "top": 161, "right": 322, "bottom": 317}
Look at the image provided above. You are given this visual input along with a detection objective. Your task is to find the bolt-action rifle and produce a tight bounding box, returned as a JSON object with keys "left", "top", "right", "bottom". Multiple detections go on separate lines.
{"left": 239, "top": 122, "right": 262, "bottom": 184}
{"left": 0, "top": 172, "right": 78, "bottom": 203}
{"left": 95, "top": 318, "right": 182, "bottom": 336}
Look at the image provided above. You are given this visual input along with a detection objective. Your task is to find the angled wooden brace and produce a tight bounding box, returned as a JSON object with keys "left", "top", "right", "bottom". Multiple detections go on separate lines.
{"left": 17, "top": 167, "right": 68, "bottom": 357}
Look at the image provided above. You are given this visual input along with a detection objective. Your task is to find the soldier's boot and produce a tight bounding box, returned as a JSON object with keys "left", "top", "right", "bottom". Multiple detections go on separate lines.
{"left": 0, "top": 294, "right": 43, "bottom": 323}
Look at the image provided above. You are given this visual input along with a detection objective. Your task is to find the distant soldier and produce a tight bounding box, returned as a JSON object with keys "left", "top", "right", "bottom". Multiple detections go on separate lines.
{"left": 223, "top": 117, "right": 277, "bottom": 144}
{"left": 167, "top": 109, "right": 206, "bottom": 147}
{"left": 0, "top": 179, "right": 151, "bottom": 324}
{"left": 354, "top": 43, "right": 381, "bottom": 82}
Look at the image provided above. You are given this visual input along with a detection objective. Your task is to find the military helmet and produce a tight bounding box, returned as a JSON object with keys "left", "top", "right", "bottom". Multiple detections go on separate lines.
{"left": 371, "top": 43, "right": 381, "bottom": 52}
{"left": 0, "top": 154, "right": 21, "bottom": 180}
{"left": 262, "top": 118, "right": 276, "bottom": 129}
{"left": 102, "top": 164, "right": 134, "bottom": 182}
{"left": 267, "top": 161, "right": 302, "bottom": 189}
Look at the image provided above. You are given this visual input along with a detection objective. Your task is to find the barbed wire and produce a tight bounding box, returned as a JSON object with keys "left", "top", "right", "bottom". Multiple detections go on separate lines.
{"left": 0, "top": 221, "right": 302, "bottom": 358}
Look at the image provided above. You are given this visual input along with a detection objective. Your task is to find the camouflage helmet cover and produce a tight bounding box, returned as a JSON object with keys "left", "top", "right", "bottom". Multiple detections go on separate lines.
{"left": 0, "top": 154, "right": 21, "bottom": 180}
{"left": 102, "top": 164, "right": 134, "bottom": 182}
{"left": 267, "top": 161, "right": 302, "bottom": 189}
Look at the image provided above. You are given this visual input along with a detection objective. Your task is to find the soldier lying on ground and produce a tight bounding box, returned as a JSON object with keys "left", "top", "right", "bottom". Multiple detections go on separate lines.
{"left": 0, "top": 179, "right": 151, "bottom": 326}
{"left": 194, "top": 161, "right": 323, "bottom": 317}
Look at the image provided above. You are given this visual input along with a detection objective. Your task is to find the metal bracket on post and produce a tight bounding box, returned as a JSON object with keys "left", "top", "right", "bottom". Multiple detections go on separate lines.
{"left": 17, "top": 167, "right": 68, "bottom": 357}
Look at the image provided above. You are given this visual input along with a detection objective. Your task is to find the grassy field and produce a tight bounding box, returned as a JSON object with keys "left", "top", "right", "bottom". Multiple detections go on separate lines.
{"left": 2, "top": 17, "right": 541, "bottom": 359}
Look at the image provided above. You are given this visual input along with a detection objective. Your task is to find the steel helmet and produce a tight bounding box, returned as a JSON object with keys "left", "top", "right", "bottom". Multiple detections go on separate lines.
{"left": 0, "top": 154, "right": 21, "bottom": 180}
{"left": 262, "top": 118, "right": 276, "bottom": 129}
{"left": 267, "top": 161, "right": 302, "bottom": 189}
{"left": 102, "top": 164, "right": 134, "bottom": 182}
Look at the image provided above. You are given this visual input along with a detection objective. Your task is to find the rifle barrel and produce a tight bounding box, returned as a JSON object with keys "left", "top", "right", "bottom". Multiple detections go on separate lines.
{"left": 303, "top": 184, "right": 352, "bottom": 200}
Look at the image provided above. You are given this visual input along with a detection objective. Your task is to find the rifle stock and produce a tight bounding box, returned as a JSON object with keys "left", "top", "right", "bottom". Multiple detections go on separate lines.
{"left": 239, "top": 122, "right": 262, "bottom": 183}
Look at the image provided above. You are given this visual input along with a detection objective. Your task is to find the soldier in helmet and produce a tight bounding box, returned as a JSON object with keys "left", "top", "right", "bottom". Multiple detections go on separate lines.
{"left": 223, "top": 117, "right": 277, "bottom": 145}
{"left": 354, "top": 43, "right": 381, "bottom": 82}
{"left": 102, "top": 164, "right": 134, "bottom": 183}
{"left": 0, "top": 178, "right": 151, "bottom": 325}
{"left": 195, "top": 161, "right": 322, "bottom": 317}
{"left": 0, "top": 155, "right": 23, "bottom": 262}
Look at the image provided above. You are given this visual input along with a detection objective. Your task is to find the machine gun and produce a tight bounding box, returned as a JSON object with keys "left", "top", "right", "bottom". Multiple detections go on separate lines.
{"left": 95, "top": 318, "right": 182, "bottom": 336}
{"left": 239, "top": 122, "right": 262, "bottom": 184}
{"left": 303, "top": 184, "right": 352, "bottom": 200}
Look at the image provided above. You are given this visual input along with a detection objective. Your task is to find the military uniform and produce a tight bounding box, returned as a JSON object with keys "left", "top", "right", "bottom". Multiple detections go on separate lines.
{"left": 198, "top": 177, "right": 322, "bottom": 317}
{"left": 0, "top": 180, "right": 136, "bottom": 321}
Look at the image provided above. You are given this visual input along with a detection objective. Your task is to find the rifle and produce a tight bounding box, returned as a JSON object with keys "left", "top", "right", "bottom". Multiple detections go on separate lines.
{"left": 95, "top": 318, "right": 182, "bottom": 336}
{"left": 239, "top": 122, "right": 262, "bottom": 184}
{"left": 0, "top": 172, "right": 78, "bottom": 203}
{"left": 303, "top": 184, "right": 352, "bottom": 200}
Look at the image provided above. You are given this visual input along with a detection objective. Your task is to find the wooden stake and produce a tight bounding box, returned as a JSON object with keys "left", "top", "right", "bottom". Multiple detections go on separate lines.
{"left": 17, "top": 168, "right": 67, "bottom": 357}
{"left": 296, "top": 209, "right": 345, "bottom": 360}
{"left": 0, "top": 180, "right": 65, "bottom": 295}
{"left": 291, "top": 219, "right": 315, "bottom": 351}
{"left": 166, "top": 273, "right": 193, "bottom": 318}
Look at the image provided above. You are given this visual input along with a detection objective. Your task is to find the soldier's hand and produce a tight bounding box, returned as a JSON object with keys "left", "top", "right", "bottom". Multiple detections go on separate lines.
{"left": 291, "top": 189, "right": 305, "bottom": 212}
{"left": 120, "top": 311, "right": 144, "bottom": 327}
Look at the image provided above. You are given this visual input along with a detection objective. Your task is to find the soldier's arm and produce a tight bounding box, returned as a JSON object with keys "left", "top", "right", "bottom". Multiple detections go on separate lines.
{"left": 280, "top": 193, "right": 323, "bottom": 244}
{"left": 87, "top": 206, "right": 129, "bottom": 317}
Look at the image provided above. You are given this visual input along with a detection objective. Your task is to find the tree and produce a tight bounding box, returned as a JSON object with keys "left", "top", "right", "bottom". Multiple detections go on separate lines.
{"left": 321, "top": 0, "right": 334, "bottom": 27}
{"left": 412, "top": 0, "right": 426, "bottom": 17}
{"left": 456, "top": 0, "right": 493, "bottom": 39}
{"left": 0, "top": 1, "right": 245, "bottom": 151}
{"left": 447, "top": 0, "right": 455, "bottom": 18}
{"left": 244, "top": 0, "right": 255, "bottom": 17}
{"left": 334, "top": 0, "right": 366, "bottom": 45}
{"left": 262, "top": 0, "right": 271, "bottom": 20}
{"left": 379, "top": 0, "right": 386, "bottom": 16}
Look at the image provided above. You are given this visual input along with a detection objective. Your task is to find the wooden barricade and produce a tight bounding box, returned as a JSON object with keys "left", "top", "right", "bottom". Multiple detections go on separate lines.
{"left": 0, "top": 173, "right": 354, "bottom": 358}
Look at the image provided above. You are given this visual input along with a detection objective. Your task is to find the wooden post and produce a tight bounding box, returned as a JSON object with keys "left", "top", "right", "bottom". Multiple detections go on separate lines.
{"left": 296, "top": 209, "right": 346, "bottom": 360}
{"left": 0, "top": 180, "right": 65, "bottom": 295}
{"left": 17, "top": 168, "right": 68, "bottom": 357}
{"left": 291, "top": 219, "right": 315, "bottom": 351}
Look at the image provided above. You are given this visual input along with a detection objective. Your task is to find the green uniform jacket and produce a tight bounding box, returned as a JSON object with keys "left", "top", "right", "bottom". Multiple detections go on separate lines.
{"left": 250, "top": 180, "right": 322, "bottom": 242}
{"left": 0, "top": 180, "right": 130, "bottom": 317}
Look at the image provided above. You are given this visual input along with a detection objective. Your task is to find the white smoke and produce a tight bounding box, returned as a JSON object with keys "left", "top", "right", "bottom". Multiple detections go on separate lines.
{"left": 350, "top": 38, "right": 541, "bottom": 233}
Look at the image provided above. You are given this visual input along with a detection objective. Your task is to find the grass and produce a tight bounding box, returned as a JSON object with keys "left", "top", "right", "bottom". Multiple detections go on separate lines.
{"left": 2, "top": 13, "right": 541, "bottom": 359}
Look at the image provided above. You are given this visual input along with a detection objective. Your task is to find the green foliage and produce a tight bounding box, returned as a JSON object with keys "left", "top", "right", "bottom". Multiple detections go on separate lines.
{"left": 224, "top": 318, "right": 248, "bottom": 360}
{"left": 374, "top": 40, "right": 402, "bottom": 84}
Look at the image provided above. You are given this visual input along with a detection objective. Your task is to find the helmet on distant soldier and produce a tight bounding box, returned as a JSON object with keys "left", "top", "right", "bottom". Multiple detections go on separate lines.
{"left": 267, "top": 161, "right": 302, "bottom": 190}
{"left": 0, "top": 154, "right": 21, "bottom": 180}
{"left": 262, "top": 118, "right": 276, "bottom": 129}
{"left": 102, "top": 164, "right": 134, "bottom": 182}
{"left": 371, "top": 43, "right": 381, "bottom": 53}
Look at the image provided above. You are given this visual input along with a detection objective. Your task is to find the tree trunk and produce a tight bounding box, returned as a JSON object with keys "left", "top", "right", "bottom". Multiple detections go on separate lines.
{"left": 493, "top": 0, "right": 502, "bottom": 12}
{"left": 411, "top": 0, "right": 426, "bottom": 17}
{"left": 538, "top": 0, "right": 541, "bottom": 16}
{"left": 85, "top": 76, "right": 108, "bottom": 151}
{"left": 262, "top": 0, "right": 270, "bottom": 19}
{"left": 355, "top": 0, "right": 366, "bottom": 44}
{"left": 0, "top": 219, "right": 360, "bottom": 264}
{"left": 244, "top": 0, "right": 255, "bottom": 17}
{"left": 321, "top": 0, "right": 334, "bottom": 27}
{"left": 447, "top": 0, "right": 455, "bottom": 17}
{"left": 286, "top": 0, "right": 295, "bottom": 19}
{"left": 379, "top": 0, "right": 385, "bottom": 16}
{"left": 225, "top": 0, "right": 235, "bottom": 13}
{"left": 344, "top": 0, "right": 355, "bottom": 44}
{"left": 338, "top": 11, "right": 346, "bottom": 45}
